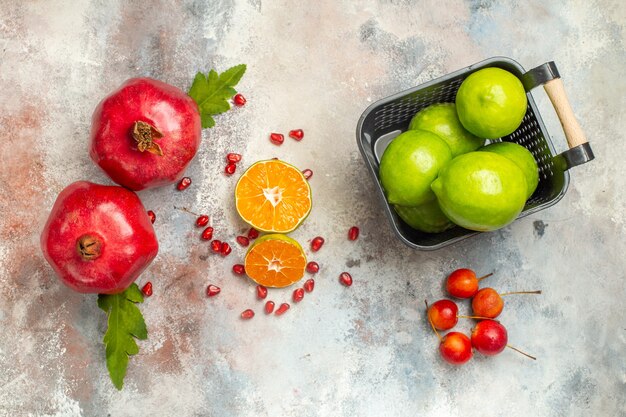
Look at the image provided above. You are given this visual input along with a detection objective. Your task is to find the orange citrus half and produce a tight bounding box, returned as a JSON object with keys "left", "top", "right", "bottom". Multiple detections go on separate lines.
{"left": 235, "top": 160, "right": 312, "bottom": 233}
{"left": 244, "top": 234, "right": 307, "bottom": 287}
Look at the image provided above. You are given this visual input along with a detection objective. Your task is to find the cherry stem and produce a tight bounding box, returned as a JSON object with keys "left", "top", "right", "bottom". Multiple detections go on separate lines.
{"left": 507, "top": 344, "right": 537, "bottom": 360}
{"left": 477, "top": 272, "right": 493, "bottom": 281}
{"left": 424, "top": 300, "right": 442, "bottom": 342}
{"left": 500, "top": 290, "right": 542, "bottom": 296}
{"left": 174, "top": 206, "right": 201, "bottom": 217}
{"left": 457, "top": 315, "right": 496, "bottom": 321}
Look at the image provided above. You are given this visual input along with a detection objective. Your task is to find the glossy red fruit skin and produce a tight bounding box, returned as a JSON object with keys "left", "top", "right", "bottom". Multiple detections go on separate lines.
{"left": 196, "top": 215, "right": 209, "bottom": 227}
{"left": 206, "top": 285, "right": 221, "bottom": 297}
{"left": 348, "top": 226, "right": 359, "bottom": 241}
{"left": 257, "top": 285, "right": 268, "bottom": 299}
{"left": 236, "top": 236, "right": 250, "bottom": 247}
{"left": 270, "top": 133, "right": 284, "bottom": 145}
{"left": 141, "top": 282, "right": 153, "bottom": 297}
{"left": 472, "top": 288, "right": 504, "bottom": 318}
{"left": 248, "top": 228, "right": 259, "bottom": 239}
{"left": 446, "top": 268, "right": 479, "bottom": 299}
{"left": 265, "top": 301, "right": 275, "bottom": 314}
{"left": 289, "top": 129, "right": 304, "bottom": 141}
{"left": 471, "top": 320, "right": 508, "bottom": 355}
{"left": 241, "top": 309, "right": 255, "bottom": 319}
{"left": 220, "top": 242, "right": 232, "bottom": 256}
{"left": 227, "top": 153, "right": 242, "bottom": 163}
{"left": 41, "top": 181, "right": 159, "bottom": 294}
{"left": 232, "top": 264, "right": 245, "bottom": 275}
{"left": 304, "top": 279, "right": 315, "bottom": 293}
{"left": 275, "top": 303, "right": 290, "bottom": 315}
{"left": 311, "top": 236, "right": 324, "bottom": 252}
{"left": 225, "top": 163, "right": 236, "bottom": 175}
{"left": 427, "top": 299, "right": 459, "bottom": 330}
{"left": 90, "top": 78, "right": 202, "bottom": 191}
{"left": 147, "top": 210, "right": 156, "bottom": 224}
{"left": 339, "top": 272, "right": 353, "bottom": 287}
{"left": 201, "top": 227, "right": 214, "bottom": 240}
{"left": 306, "top": 261, "right": 319, "bottom": 274}
{"left": 293, "top": 288, "right": 304, "bottom": 302}
{"left": 302, "top": 169, "right": 313, "bottom": 180}
{"left": 211, "top": 240, "right": 222, "bottom": 253}
{"left": 440, "top": 332, "right": 473, "bottom": 365}
{"left": 177, "top": 177, "right": 192, "bottom": 191}
{"left": 233, "top": 93, "right": 246, "bottom": 107}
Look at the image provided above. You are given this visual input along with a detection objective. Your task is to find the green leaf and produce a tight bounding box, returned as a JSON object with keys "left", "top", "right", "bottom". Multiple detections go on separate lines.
{"left": 97, "top": 283, "right": 147, "bottom": 390}
{"left": 188, "top": 64, "right": 247, "bottom": 129}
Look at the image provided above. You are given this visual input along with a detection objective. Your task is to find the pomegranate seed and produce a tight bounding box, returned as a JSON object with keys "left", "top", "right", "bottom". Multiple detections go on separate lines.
{"left": 289, "top": 129, "right": 304, "bottom": 141}
{"left": 348, "top": 226, "right": 360, "bottom": 241}
{"left": 293, "top": 288, "right": 304, "bottom": 303}
{"left": 339, "top": 272, "right": 353, "bottom": 287}
{"left": 257, "top": 285, "right": 268, "bottom": 299}
{"left": 233, "top": 93, "right": 246, "bottom": 106}
{"left": 177, "top": 177, "right": 191, "bottom": 191}
{"left": 225, "top": 163, "right": 236, "bottom": 175}
{"left": 206, "top": 284, "right": 221, "bottom": 297}
{"left": 270, "top": 133, "right": 284, "bottom": 145}
{"left": 265, "top": 300, "right": 275, "bottom": 314}
{"left": 248, "top": 228, "right": 259, "bottom": 239}
{"left": 236, "top": 236, "right": 250, "bottom": 247}
{"left": 275, "top": 303, "right": 290, "bottom": 316}
{"left": 241, "top": 309, "right": 255, "bottom": 319}
{"left": 220, "top": 242, "right": 232, "bottom": 256}
{"left": 304, "top": 279, "right": 315, "bottom": 293}
{"left": 201, "top": 227, "right": 214, "bottom": 240}
{"left": 302, "top": 169, "right": 313, "bottom": 180}
{"left": 310, "top": 236, "right": 325, "bottom": 252}
{"left": 232, "top": 264, "right": 245, "bottom": 275}
{"left": 227, "top": 153, "right": 242, "bottom": 163}
{"left": 141, "top": 282, "right": 153, "bottom": 297}
{"left": 147, "top": 210, "right": 156, "bottom": 224}
{"left": 211, "top": 240, "right": 222, "bottom": 253}
{"left": 196, "top": 215, "right": 209, "bottom": 227}
{"left": 306, "top": 261, "right": 319, "bottom": 274}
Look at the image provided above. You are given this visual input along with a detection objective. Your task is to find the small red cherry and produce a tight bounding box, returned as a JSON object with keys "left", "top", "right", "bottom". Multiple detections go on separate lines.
{"left": 196, "top": 215, "right": 209, "bottom": 227}
{"left": 304, "top": 279, "right": 315, "bottom": 293}
{"left": 265, "top": 300, "right": 275, "bottom": 314}
{"left": 310, "top": 236, "right": 324, "bottom": 252}
{"left": 236, "top": 236, "right": 250, "bottom": 247}
{"left": 275, "top": 303, "right": 290, "bottom": 316}
{"left": 241, "top": 309, "right": 255, "bottom": 319}
{"left": 339, "top": 272, "right": 353, "bottom": 287}
{"left": 270, "top": 133, "right": 284, "bottom": 145}
{"left": 225, "top": 163, "right": 236, "bottom": 175}
{"left": 427, "top": 299, "right": 459, "bottom": 330}
{"left": 227, "top": 153, "right": 242, "bottom": 163}
{"left": 348, "top": 226, "right": 359, "bottom": 241}
{"left": 306, "top": 261, "right": 319, "bottom": 274}
{"left": 446, "top": 268, "right": 492, "bottom": 299}
{"left": 232, "top": 264, "right": 245, "bottom": 275}
{"left": 302, "top": 169, "right": 313, "bottom": 180}
{"left": 233, "top": 93, "right": 246, "bottom": 106}
{"left": 293, "top": 288, "right": 304, "bottom": 302}
{"left": 141, "top": 282, "right": 153, "bottom": 297}
{"left": 439, "top": 332, "right": 473, "bottom": 365}
{"left": 289, "top": 129, "right": 304, "bottom": 141}
{"left": 177, "top": 177, "right": 191, "bottom": 191}
{"left": 257, "top": 285, "right": 268, "bottom": 299}
{"left": 220, "top": 242, "right": 232, "bottom": 256}
{"left": 248, "top": 228, "right": 259, "bottom": 239}
{"left": 201, "top": 227, "right": 214, "bottom": 241}
{"left": 206, "top": 284, "right": 221, "bottom": 297}
{"left": 147, "top": 210, "right": 156, "bottom": 224}
{"left": 211, "top": 240, "right": 222, "bottom": 253}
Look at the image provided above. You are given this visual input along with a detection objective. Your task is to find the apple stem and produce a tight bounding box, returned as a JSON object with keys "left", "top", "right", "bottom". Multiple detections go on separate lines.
{"left": 457, "top": 315, "right": 496, "bottom": 321}
{"left": 174, "top": 206, "right": 201, "bottom": 217}
{"left": 500, "top": 290, "right": 542, "bottom": 296}
{"left": 507, "top": 344, "right": 536, "bottom": 360}
{"left": 424, "top": 300, "right": 442, "bottom": 342}
{"left": 477, "top": 272, "right": 493, "bottom": 281}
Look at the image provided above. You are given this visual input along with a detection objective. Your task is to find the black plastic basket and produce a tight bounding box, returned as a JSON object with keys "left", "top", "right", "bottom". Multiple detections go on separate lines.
{"left": 356, "top": 57, "right": 594, "bottom": 250}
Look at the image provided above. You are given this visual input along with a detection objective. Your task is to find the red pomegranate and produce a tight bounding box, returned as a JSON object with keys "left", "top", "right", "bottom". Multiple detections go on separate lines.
{"left": 41, "top": 181, "right": 159, "bottom": 294}
{"left": 89, "top": 78, "right": 201, "bottom": 190}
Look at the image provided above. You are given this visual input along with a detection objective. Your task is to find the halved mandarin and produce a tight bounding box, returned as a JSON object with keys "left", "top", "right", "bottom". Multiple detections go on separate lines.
{"left": 244, "top": 234, "right": 307, "bottom": 288}
{"left": 235, "top": 160, "right": 312, "bottom": 233}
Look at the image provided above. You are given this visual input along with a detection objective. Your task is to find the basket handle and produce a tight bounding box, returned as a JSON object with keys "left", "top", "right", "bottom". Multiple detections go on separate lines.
{"left": 543, "top": 78, "right": 588, "bottom": 148}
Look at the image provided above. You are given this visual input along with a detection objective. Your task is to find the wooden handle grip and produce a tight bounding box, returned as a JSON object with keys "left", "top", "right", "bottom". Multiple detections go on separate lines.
{"left": 543, "top": 78, "right": 588, "bottom": 148}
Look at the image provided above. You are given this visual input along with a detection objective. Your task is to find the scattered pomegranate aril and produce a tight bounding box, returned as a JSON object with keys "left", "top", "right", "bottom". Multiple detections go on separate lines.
{"left": 275, "top": 303, "right": 290, "bottom": 316}
{"left": 233, "top": 93, "right": 246, "bottom": 107}
{"left": 304, "top": 279, "right": 315, "bottom": 293}
{"left": 302, "top": 169, "right": 313, "bottom": 180}
{"left": 232, "top": 264, "right": 245, "bottom": 275}
{"left": 241, "top": 309, "right": 255, "bottom": 319}
{"left": 196, "top": 215, "right": 209, "bottom": 227}
{"left": 177, "top": 177, "right": 192, "bottom": 191}
{"left": 206, "top": 284, "right": 221, "bottom": 297}
{"left": 348, "top": 226, "right": 360, "bottom": 241}
{"left": 210, "top": 240, "right": 222, "bottom": 253}
{"left": 339, "top": 272, "right": 353, "bottom": 287}
{"left": 248, "top": 228, "right": 259, "bottom": 240}
{"left": 265, "top": 300, "right": 275, "bottom": 314}
{"left": 147, "top": 210, "right": 156, "bottom": 224}
{"left": 310, "top": 236, "right": 325, "bottom": 252}
{"left": 257, "top": 285, "right": 268, "bottom": 299}
{"left": 289, "top": 129, "right": 304, "bottom": 141}
{"left": 141, "top": 282, "right": 153, "bottom": 297}
{"left": 270, "top": 133, "right": 284, "bottom": 145}
{"left": 306, "top": 261, "right": 319, "bottom": 274}
{"left": 225, "top": 163, "right": 237, "bottom": 175}
{"left": 236, "top": 236, "right": 250, "bottom": 247}
{"left": 227, "top": 153, "right": 242, "bottom": 163}
{"left": 201, "top": 227, "right": 214, "bottom": 241}
{"left": 220, "top": 242, "right": 232, "bottom": 256}
{"left": 293, "top": 288, "right": 305, "bottom": 303}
